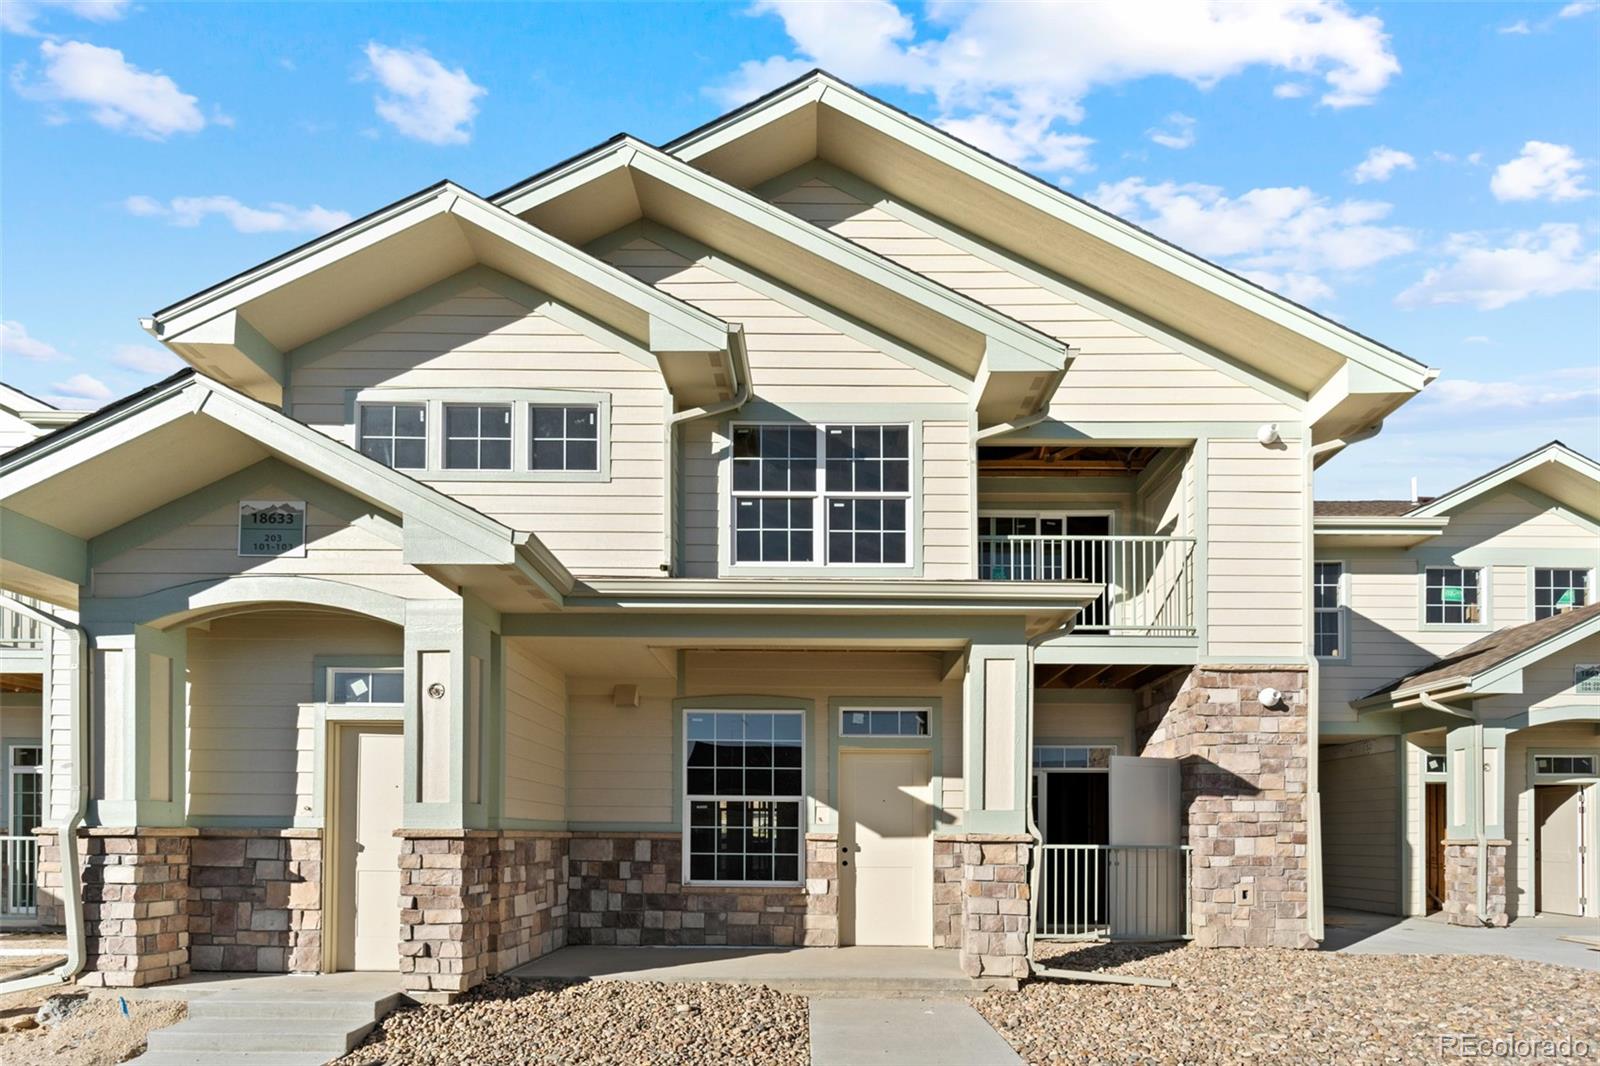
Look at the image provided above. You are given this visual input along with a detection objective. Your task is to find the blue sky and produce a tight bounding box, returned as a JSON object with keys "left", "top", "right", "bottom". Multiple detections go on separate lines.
{"left": 1, "top": 1, "right": 1596, "bottom": 498}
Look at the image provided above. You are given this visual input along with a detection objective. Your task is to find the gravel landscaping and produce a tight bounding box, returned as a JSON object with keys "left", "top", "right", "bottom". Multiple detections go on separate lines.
{"left": 979, "top": 942, "right": 1600, "bottom": 1064}
{"left": 339, "top": 977, "right": 809, "bottom": 1066}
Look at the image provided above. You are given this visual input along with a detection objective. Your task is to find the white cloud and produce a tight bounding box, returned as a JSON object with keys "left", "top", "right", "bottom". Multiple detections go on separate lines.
{"left": 110, "top": 344, "right": 182, "bottom": 375}
{"left": 1397, "top": 224, "right": 1600, "bottom": 310}
{"left": 1090, "top": 177, "right": 1414, "bottom": 301}
{"left": 1422, "top": 365, "right": 1600, "bottom": 413}
{"left": 46, "top": 372, "right": 113, "bottom": 408}
{"left": 1497, "top": 20, "right": 1532, "bottom": 34}
{"left": 713, "top": 0, "right": 1400, "bottom": 175}
{"left": 1147, "top": 113, "right": 1196, "bottom": 150}
{"left": 0, "top": 0, "right": 131, "bottom": 36}
{"left": 1490, "top": 141, "right": 1592, "bottom": 202}
{"left": 12, "top": 40, "right": 207, "bottom": 139}
{"left": 1272, "top": 82, "right": 1309, "bottom": 99}
{"left": 1351, "top": 146, "right": 1415, "bottom": 183}
{"left": 1560, "top": 2, "right": 1599, "bottom": 16}
{"left": 361, "top": 43, "right": 485, "bottom": 146}
{"left": 125, "top": 194, "right": 352, "bottom": 234}
{"left": 1463, "top": 335, "right": 1492, "bottom": 344}
{"left": 0, "top": 320, "right": 70, "bottom": 362}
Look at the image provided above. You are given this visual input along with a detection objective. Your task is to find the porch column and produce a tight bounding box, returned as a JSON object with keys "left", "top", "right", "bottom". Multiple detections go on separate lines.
{"left": 1442, "top": 723, "right": 1509, "bottom": 927}
{"left": 955, "top": 637, "right": 1032, "bottom": 979}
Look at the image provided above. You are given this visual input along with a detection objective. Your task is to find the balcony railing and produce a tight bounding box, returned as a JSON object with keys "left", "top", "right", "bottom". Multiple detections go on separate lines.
{"left": 977, "top": 534, "right": 1196, "bottom": 637}
{"left": 1035, "top": 844, "right": 1192, "bottom": 941}
{"left": 1, "top": 835, "right": 38, "bottom": 917}
{"left": 0, "top": 598, "right": 44, "bottom": 649}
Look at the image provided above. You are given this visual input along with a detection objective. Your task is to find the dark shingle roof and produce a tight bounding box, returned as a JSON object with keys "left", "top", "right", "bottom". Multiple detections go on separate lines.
{"left": 1314, "top": 499, "right": 1433, "bottom": 517}
{"left": 1362, "top": 602, "right": 1600, "bottom": 702}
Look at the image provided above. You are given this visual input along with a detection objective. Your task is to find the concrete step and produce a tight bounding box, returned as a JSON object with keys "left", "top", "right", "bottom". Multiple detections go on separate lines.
{"left": 184, "top": 992, "right": 402, "bottom": 1023}
{"left": 131, "top": 1053, "right": 334, "bottom": 1066}
{"left": 145, "top": 1017, "right": 376, "bottom": 1056}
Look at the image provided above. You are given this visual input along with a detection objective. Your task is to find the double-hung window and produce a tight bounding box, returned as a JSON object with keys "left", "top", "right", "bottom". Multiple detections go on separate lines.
{"left": 1424, "top": 566, "right": 1483, "bottom": 625}
{"left": 358, "top": 403, "right": 426, "bottom": 470}
{"left": 1313, "top": 561, "right": 1345, "bottom": 659}
{"left": 1534, "top": 568, "right": 1590, "bottom": 619}
{"left": 684, "top": 710, "right": 803, "bottom": 884}
{"left": 530, "top": 405, "right": 599, "bottom": 472}
{"left": 731, "top": 423, "right": 911, "bottom": 567}
{"left": 444, "top": 404, "right": 512, "bottom": 471}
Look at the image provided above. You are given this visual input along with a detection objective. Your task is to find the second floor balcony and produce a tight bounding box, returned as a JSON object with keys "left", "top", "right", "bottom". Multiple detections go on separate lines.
{"left": 978, "top": 532, "right": 1196, "bottom": 637}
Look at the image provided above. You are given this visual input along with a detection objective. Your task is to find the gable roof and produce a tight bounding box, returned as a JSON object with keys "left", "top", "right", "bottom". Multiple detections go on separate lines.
{"left": 1407, "top": 440, "right": 1600, "bottom": 520}
{"left": 1314, "top": 499, "right": 1432, "bottom": 517}
{"left": 141, "top": 182, "right": 741, "bottom": 408}
{"left": 660, "top": 69, "right": 1434, "bottom": 430}
{"left": 1357, "top": 602, "right": 1600, "bottom": 709}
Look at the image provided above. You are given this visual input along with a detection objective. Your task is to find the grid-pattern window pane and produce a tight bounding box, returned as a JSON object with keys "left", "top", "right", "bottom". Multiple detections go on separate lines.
{"left": 330, "top": 669, "right": 403, "bottom": 705}
{"left": 443, "top": 404, "right": 512, "bottom": 470}
{"left": 824, "top": 426, "right": 909, "bottom": 564}
{"left": 358, "top": 404, "right": 427, "bottom": 470}
{"left": 530, "top": 405, "right": 599, "bottom": 471}
{"left": 731, "top": 426, "right": 816, "bottom": 564}
{"left": 827, "top": 498, "right": 907, "bottom": 565}
{"left": 1535, "top": 755, "right": 1597, "bottom": 776}
{"left": 685, "top": 711, "right": 803, "bottom": 883}
{"left": 1314, "top": 561, "right": 1344, "bottom": 658}
{"left": 1534, "top": 568, "right": 1590, "bottom": 620}
{"left": 840, "top": 708, "right": 929, "bottom": 737}
{"left": 1425, "top": 567, "right": 1482, "bottom": 625}
{"left": 734, "top": 497, "right": 814, "bottom": 563}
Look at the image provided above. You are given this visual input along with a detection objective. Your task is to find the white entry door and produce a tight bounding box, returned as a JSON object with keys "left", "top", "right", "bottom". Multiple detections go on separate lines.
{"left": 839, "top": 750, "right": 932, "bottom": 946}
{"left": 339, "top": 727, "right": 403, "bottom": 970}
{"left": 1537, "top": 785, "right": 1586, "bottom": 916}
{"left": 1107, "top": 756, "right": 1183, "bottom": 939}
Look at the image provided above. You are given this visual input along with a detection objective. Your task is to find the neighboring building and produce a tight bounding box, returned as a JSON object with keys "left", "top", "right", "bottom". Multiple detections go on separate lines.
{"left": 0, "top": 385, "right": 82, "bottom": 453}
{"left": 0, "top": 72, "right": 1438, "bottom": 996}
{"left": 1316, "top": 442, "right": 1600, "bottom": 926}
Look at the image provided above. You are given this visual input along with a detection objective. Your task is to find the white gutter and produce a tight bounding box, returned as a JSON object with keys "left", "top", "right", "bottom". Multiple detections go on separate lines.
{"left": 0, "top": 596, "right": 88, "bottom": 995}
{"left": 1022, "top": 641, "right": 1044, "bottom": 975}
{"left": 1417, "top": 691, "right": 1490, "bottom": 924}
{"left": 662, "top": 326, "right": 752, "bottom": 574}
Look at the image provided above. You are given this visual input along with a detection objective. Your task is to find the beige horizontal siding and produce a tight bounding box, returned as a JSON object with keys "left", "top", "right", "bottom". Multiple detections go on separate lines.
{"left": 91, "top": 482, "right": 438, "bottom": 602}
{"left": 768, "top": 177, "right": 1295, "bottom": 422}
{"left": 503, "top": 641, "right": 566, "bottom": 823}
{"left": 187, "top": 612, "right": 401, "bottom": 822}
{"left": 566, "top": 677, "right": 677, "bottom": 824}
{"left": 1034, "top": 692, "right": 1136, "bottom": 755}
{"left": 290, "top": 285, "right": 669, "bottom": 577}
{"left": 1319, "top": 737, "right": 1400, "bottom": 915}
{"left": 1206, "top": 438, "right": 1304, "bottom": 658}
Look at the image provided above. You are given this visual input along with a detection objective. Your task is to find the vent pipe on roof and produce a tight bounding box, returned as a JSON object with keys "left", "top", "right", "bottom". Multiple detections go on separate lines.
{"left": 1410, "top": 476, "right": 1419, "bottom": 503}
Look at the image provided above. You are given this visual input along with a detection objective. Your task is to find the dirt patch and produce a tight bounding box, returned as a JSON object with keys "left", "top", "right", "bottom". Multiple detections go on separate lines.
{"left": 0, "top": 985, "right": 186, "bottom": 1066}
{"left": 340, "top": 977, "right": 808, "bottom": 1066}
{"left": 978, "top": 943, "right": 1600, "bottom": 1063}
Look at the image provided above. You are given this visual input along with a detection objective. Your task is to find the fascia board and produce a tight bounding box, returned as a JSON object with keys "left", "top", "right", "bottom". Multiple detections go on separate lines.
{"left": 0, "top": 507, "right": 88, "bottom": 587}
{"left": 0, "top": 379, "right": 197, "bottom": 492}
{"left": 660, "top": 78, "right": 826, "bottom": 162}
{"left": 1410, "top": 444, "right": 1600, "bottom": 518}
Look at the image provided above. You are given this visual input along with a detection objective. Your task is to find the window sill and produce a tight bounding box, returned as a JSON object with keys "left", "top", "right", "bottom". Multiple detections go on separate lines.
{"left": 681, "top": 881, "right": 806, "bottom": 891}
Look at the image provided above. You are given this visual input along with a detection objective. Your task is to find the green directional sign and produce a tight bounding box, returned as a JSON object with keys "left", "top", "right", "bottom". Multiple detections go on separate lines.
{"left": 1441, "top": 586, "right": 1464, "bottom": 604}
{"left": 1557, "top": 588, "right": 1576, "bottom": 607}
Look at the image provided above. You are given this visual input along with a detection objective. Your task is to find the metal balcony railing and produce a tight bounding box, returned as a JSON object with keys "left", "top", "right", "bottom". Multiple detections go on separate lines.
{"left": 1034, "top": 844, "right": 1192, "bottom": 941}
{"left": 1, "top": 835, "right": 38, "bottom": 916}
{"left": 0, "top": 597, "right": 45, "bottom": 648}
{"left": 977, "top": 534, "right": 1197, "bottom": 637}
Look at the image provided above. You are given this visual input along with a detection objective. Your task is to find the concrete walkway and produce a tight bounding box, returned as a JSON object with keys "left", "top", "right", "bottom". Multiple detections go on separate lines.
{"left": 809, "top": 997, "right": 1020, "bottom": 1066}
{"left": 1324, "top": 909, "right": 1600, "bottom": 971}
{"left": 508, "top": 945, "right": 1013, "bottom": 992}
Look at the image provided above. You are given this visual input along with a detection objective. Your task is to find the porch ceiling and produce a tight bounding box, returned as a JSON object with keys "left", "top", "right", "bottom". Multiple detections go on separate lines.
{"left": 1034, "top": 661, "right": 1184, "bottom": 691}
{"left": 978, "top": 444, "right": 1165, "bottom": 478}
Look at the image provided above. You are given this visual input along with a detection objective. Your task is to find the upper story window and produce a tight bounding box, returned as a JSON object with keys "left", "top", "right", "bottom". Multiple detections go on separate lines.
{"left": 358, "top": 403, "right": 426, "bottom": 470}
{"left": 444, "top": 404, "right": 512, "bottom": 471}
{"left": 328, "top": 668, "right": 403, "bottom": 705}
{"left": 1534, "top": 568, "right": 1590, "bottom": 619}
{"left": 1313, "top": 561, "right": 1346, "bottom": 659}
{"left": 530, "top": 405, "right": 599, "bottom": 472}
{"left": 731, "top": 423, "right": 911, "bottom": 568}
{"left": 1424, "top": 566, "right": 1482, "bottom": 625}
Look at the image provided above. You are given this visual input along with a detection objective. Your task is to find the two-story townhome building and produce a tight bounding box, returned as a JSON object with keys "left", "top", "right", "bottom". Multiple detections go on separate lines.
{"left": 0, "top": 73, "right": 1436, "bottom": 999}
{"left": 1316, "top": 442, "right": 1600, "bottom": 927}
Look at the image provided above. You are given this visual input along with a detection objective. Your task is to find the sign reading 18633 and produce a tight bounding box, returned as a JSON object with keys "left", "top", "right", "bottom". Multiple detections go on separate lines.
{"left": 239, "top": 500, "right": 307, "bottom": 557}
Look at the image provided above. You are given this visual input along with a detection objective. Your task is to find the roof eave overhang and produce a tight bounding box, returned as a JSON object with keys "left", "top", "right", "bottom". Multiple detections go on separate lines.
{"left": 1409, "top": 442, "right": 1600, "bottom": 520}
{"left": 1313, "top": 516, "right": 1449, "bottom": 547}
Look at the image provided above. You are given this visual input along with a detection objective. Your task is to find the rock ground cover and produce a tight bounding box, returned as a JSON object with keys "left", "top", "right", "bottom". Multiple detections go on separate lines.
{"left": 0, "top": 986, "right": 185, "bottom": 1065}
{"left": 980, "top": 942, "right": 1600, "bottom": 1064}
{"left": 340, "top": 977, "right": 809, "bottom": 1065}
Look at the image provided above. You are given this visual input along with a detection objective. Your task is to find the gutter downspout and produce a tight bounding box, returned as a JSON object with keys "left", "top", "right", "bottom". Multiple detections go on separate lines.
{"left": 662, "top": 327, "right": 752, "bottom": 576}
{"left": 1418, "top": 691, "right": 1490, "bottom": 924}
{"left": 0, "top": 596, "right": 88, "bottom": 995}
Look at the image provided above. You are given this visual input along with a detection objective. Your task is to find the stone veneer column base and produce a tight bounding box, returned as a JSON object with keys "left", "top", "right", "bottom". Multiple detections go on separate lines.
{"left": 1442, "top": 840, "right": 1509, "bottom": 927}
{"left": 76, "top": 827, "right": 196, "bottom": 988}
{"left": 32, "top": 826, "right": 68, "bottom": 930}
{"left": 188, "top": 829, "right": 323, "bottom": 973}
{"left": 398, "top": 830, "right": 569, "bottom": 1004}
{"left": 936, "top": 834, "right": 1031, "bottom": 979}
{"left": 564, "top": 832, "right": 839, "bottom": 949}
{"left": 1137, "top": 666, "right": 1315, "bottom": 949}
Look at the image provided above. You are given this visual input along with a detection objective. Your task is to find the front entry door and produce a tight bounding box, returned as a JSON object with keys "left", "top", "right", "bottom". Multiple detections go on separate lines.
{"left": 839, "top": 750, "right": 931, "bottom": 946}
{"left": 1537, "top": 785, "right": 1586, "bottom": 916}
{"left": 1425, "top": 783, "right": 1445, "bottom": 913}
{"left": 337, "top": 726, "right": 403, "bottom": 970}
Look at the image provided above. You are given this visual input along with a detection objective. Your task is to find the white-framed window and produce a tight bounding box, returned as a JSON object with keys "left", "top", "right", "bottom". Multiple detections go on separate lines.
{"left": 358, "top": 402, "right": 427, "bottom": 470}
{"left": 443, "top": 404, "right": 512, "bottom": 471}
{"left": 1313, "top": 561, "right": 1346, "bottom": 659}
{"left": 1424, "top": 566, "right": 1483, "bottom": 625}
{"left": 1534, "top": 754, "right": 1597, "bottom": 777}
{"left": 839, "top": 707, "right": 929, "bottom": 737}
{"left": 683, "top": 710, "right": 804, "bottom": 884}
{"left": 1534, "top": 568, "right": 1590, "bottom": 620}
{"left": 731, "top": 423, "right": 911, "bottom": 567}
{"left": 1032, "top": 744, "right": 1116, "bottom": 770}
{"left": 1423, "top": 752, "right": 1447, "bottom": 776}
{"left": 530, "top": 404, "right": 599, "bottom": 472}
{"left": 7, "top": 744, "right": 42, "bottom": 837}
{"left": 327, "top": 668, "right": 403, "bottom": 705}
